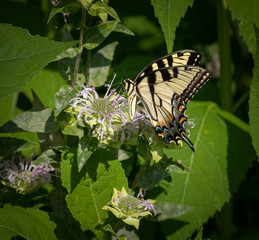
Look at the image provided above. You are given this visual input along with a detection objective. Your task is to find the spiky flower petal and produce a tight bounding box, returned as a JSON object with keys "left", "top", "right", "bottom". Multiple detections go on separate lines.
{"left": 0, "top": 157, "right": 55, "bottom": 194}
{"left": 70, "top": 78, "right": 128, "bottom": 142}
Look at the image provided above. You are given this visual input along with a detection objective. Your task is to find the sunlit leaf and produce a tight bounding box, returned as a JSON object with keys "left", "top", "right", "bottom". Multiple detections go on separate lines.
{"left": 88, "top": 1, "right": 120, "bottom": 22}
{"left": 0, "top": 109, "right": 58, "bottom": 133}
{"left": 60, "top": 147, "right": 128, "bottom": 234}
{"left": 23, "top": 69, "right": 66, "bottom": 109}
{"left": 158, "top": 102, "right": 229, "bottom": 240}
{"left": 113, "top": 23, "right": 135, "bottom": 36}
{"left": 0, "top": 205, "right": 57, "bottom": 240}
{"left": 0, "top": 24, "right": 77, "bottom": 99}
{"left": 77, "top": 136, "right": 99, "bottom": 171}
{"left": 0, "top": 93, "right": 18, "bottom": 126}
{"left": 55, "top": 84, "right": 78, "bottom": 116}
{"left": 89, "top": 42, "right": 118, "bottom": 87}
{"left": 34, "top": 149, "right": 59, "bottom": 164}
{"left": 83, "top": 20, "right": 118, "bottom": 49}
{"left": 153, "top": 202, "right": 192, "bottom": 221}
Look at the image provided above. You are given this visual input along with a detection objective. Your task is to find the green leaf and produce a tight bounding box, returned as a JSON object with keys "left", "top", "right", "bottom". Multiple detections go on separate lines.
{"left": 213, "top": 105, "right": 250, "bottom": 133}
{"left": 0, "top": 205, "right": 57, "bottom": 240}
{"left": 77, "top": 136, "right": 99, "bottom": 171}
{"left": 89, "top": 42, "right": 118, "bottom": 87}
{"left": 0, "top": 24, "right": 77, "bottom": 99}
{"left": 136, "top": 158, "right": 191, "bottom": 190}
{"left": 60, "top": 147, "right": 128, "bottom": 233}
{"left": 55, "top": 84, "right": 78, "bottom": 116}
{"left": 0, "top": 137, "right": 38, "bottom": 156}
{"left": 31, "top": 90, "right": 45, "bottom": 111}
{"left": 48, "top": 0, "right": 81, "bottom": 23}
{"left": 150, "top": 0, "right": 194, "bottom": 53}
{"left": 113, "top": 23, "right": 135, "bottom": 36}
{"left": 153, "top": 202, "right": 192, "bottom": 221}
{"left": 83, "top": 20, "right": 118, "bottom": 49}
{"left": 160, "top": 102, "right": 229, "bottom": 240}
{"left": 60, "top": 114, "right": 84, "bottom": 138}
{"left": 78, "top": 0, "right": 94, "bottom": 10}
{"left": 193, "top": 227, "right": 203, "bottom": 240}
{"left": 88, "top": 1, "right": 120, "bottom": 22}
{"left": 228, "top": 0, "right": 259, "bottom": 56}
{"left": 213, "top": 106, "right": 255, "bottom": 192}
{"left": 157, "top": 101, "right": 254, "bottom": 239}
{"left": 115, "top": 226, "right": 140, "bottom": 240}
{"left": 0, "top": 93, "right": 18, "bottom": 126}
{"left": 0, "top": 109, "right": 58, "bottom": 133}
{"left": 249, "top": 25, "right": 259, "bottom": 157}
{"left": 34, "top": 149, "right": 59, "bottom": 164}
{"left": 23, "top": 69, "right": 66, "bottom": 109}
{"left": 222, "top": 112, "right": 255, "bottom": 193}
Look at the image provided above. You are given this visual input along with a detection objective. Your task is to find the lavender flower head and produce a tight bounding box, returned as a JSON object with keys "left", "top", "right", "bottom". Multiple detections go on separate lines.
{"left": 102, "top": 187, "right": 156, "bottom": 229}
{"left": 0, "top": 156, "right": 55, "bottom": 194}
{"left": 70, "top": 78, "right": 128, "bottom": 142}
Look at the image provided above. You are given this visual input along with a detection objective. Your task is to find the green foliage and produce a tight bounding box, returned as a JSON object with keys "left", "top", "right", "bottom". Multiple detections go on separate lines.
{"left": 0, "top": 108, "right": 58, "bottom": 133}
{"left": 89, "top": 41, "right": 118, "bottom": 86}
{"left": 0, "top": 0, "right": 258, "bottom": 239}
{"left": 151, "top": 0, "right": 194, "bottom": 52}
{"left": 161, "top": 102, "right": 230, "bottom": 239}
{"left": 24, "top": 69, "right": 66, "bottom": 109}
{"left": 249, "top": 25, "right": 259, "bottom": 157}
{"left": 60, "top": 147, "right": 128, "bottom": 235}
{"left": 228, "top": 0, "right": 259, "bottom": 56}
{"left": 0, "top": 205, "right": 57, "bottom": 240}
{"left": 0, "top": 137, "right": 38, "bottom": 157}
{"left": 83, "top": 20, "right": 118, "bottom": 49}
{"left": 0, "top": 24, "right": 77, "bottom": 99}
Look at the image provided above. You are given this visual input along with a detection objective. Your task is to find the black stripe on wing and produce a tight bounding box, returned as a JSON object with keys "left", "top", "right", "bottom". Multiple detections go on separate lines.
{"left": 133, "top": 50, "right": 202, "bottom": 82}
{"left": 136, "top": 66, "right": 211, "bottom": 104}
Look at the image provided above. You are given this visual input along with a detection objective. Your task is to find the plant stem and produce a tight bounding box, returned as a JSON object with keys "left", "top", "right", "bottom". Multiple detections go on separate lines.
{"left": 217, "top": 0, "right": 233, "bottom": 111}
{"left": 216, "top": 2, "right": 233, "bottom": 238}
{"left": 232, "top": 90, "right": 249, "bottom": 113}
{"left": 86, "top": 15, "right": 92, "bottom": 86}
{"left": 72, "top": 9, "right": 86, "bottom": 87}
{"left": 131, "top": 153, "right": 152, "bottom": 189}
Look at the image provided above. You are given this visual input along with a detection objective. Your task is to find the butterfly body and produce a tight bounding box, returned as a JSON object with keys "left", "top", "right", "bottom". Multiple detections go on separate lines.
{"left": 124, "top": 50, "right": 211, "bottom": 152}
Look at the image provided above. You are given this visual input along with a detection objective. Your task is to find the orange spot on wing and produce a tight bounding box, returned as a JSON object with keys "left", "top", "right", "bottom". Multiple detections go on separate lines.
{"left": 179, "top": 105, "right": 183, "bottom": 111}
{"left": 160, "top": 121, "right": 166, "bottom": 127}
{"left": 179, "top": 117, "right": 184, "bottom": 123}
{"left": 168, "top": 114, "right": 173, "bottom": 121}
{"left": 177, "top": 97, "right": 181, "bottom": 101}
{"left": 158, "top": 132, "right": 164, "bottom": 137}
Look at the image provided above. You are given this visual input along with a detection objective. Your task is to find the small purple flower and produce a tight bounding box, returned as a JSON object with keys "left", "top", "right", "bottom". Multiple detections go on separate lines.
{"left": 137, "top": 188, "right": 144, "bottom": 198}
{"left": 137, "top": 199, "right": 156, "bottom": 213}
{"left": 114, "top": 107, "right": 155, "bottom": 143}
{"left": 70, "top": 77, "right": 128, "bottom": 142}
{"left": 0, "top": 156, "right": 55, "bottom": 194}
{"left": 50, "top": 0, "right": 70, "bottom": 24}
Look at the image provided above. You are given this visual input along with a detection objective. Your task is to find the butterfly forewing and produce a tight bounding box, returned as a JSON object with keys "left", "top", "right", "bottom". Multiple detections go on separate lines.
{"left": 134, "top": 50, "right": 202, "bottom": 82}
{"left": 124, "top": 50, "right": 211, "bottom": 151}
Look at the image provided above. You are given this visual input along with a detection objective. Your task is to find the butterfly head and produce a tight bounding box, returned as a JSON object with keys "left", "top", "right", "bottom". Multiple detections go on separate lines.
{"left": 124, "top": 77, "right": 135, "bottom": 92}
{"left": 123, "top": 77, "right": 133, "bottom": 84}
